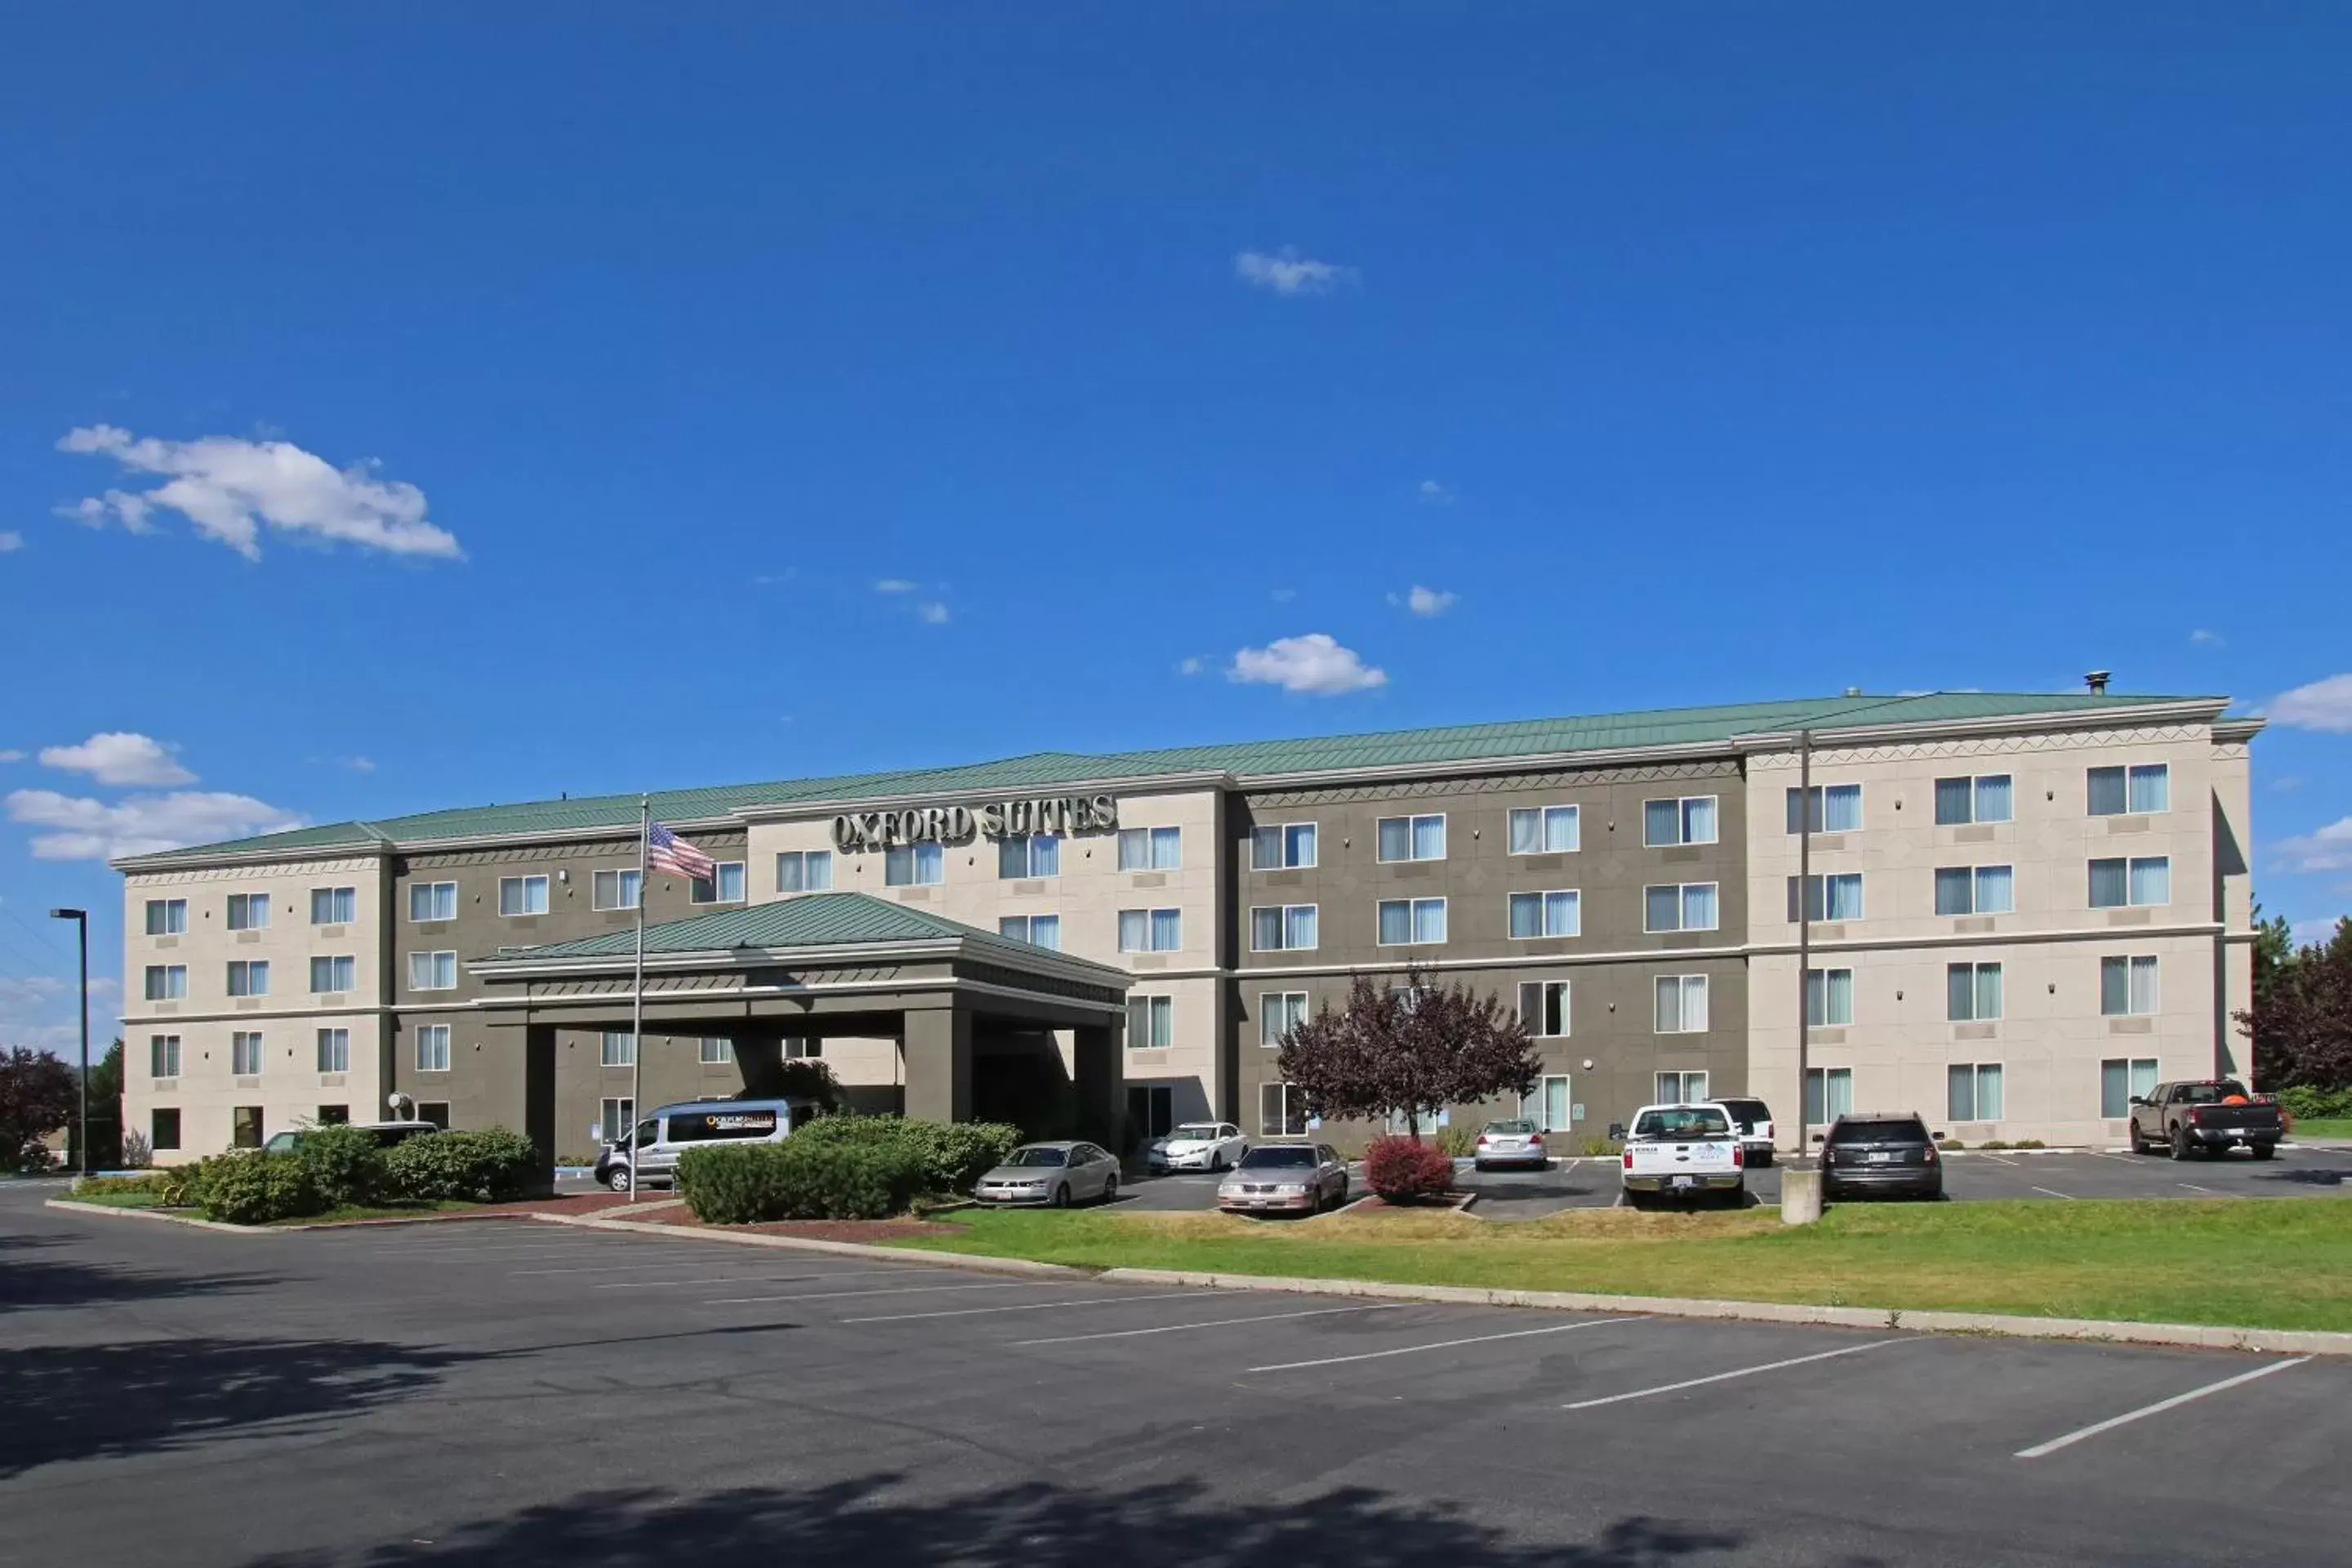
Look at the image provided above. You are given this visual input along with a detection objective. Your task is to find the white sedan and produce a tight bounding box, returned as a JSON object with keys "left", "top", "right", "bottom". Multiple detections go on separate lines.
{"left": 1147, "top": 1121, "right": 1249, "bottom": 1173}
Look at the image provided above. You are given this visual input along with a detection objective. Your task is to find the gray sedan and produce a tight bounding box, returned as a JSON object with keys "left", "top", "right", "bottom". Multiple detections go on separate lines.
{"left": 973, "top": 1141, "right": 1121, "bottom": 1207}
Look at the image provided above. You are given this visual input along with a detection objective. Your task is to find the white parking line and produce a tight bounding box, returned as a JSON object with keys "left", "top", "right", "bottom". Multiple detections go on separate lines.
{"left": 593, "top": 1269, "right": 926, "bottom": 1290}
{"left": 1976, "top": 1153, "right": 2022, "bottom": 1167}
{"left": 2176, "top": 1183, "right": 2219, "bottom": 1196}
{"left": 2015, "top": 1359, "right": 2311, "bottom": 1459}
{"left": 509, "top": 1258, "right": 803, "bottom": 1277}
{"left": 1247, "top": 1316, "right": 1639, "bottom": 1374}
{"left": 1562, "top": 1338, "right": 1914, "bottom": 1410}
{"left": 336, "top": 1240, "right": 623, "bottom": 1258}
{"left": 704, "top": 1280, "right": 1048, "bottom": 1306}
{"left": 845, "top": 1291, "right": 1206, "bottom": 1324}
{"left": 1013, "top": 1303, "right": 1409, "bottom": 1346}
{"left": 2030, "top": 1187, "right": 2074, "bottom": 1200}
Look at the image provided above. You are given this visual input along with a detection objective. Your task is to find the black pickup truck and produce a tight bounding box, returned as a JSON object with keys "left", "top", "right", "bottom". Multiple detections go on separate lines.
{"left": 2127, "top": 1080, "right": 2283, "bottom": 1160}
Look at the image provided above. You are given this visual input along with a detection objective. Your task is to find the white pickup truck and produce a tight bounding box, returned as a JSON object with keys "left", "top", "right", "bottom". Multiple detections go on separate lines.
{"left": 1620, "top": 1102, "right": 1746, "bottom": 1209}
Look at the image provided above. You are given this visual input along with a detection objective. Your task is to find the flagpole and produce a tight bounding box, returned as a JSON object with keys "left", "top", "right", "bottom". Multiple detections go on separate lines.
{"left": 630, "top": 793, "right": 648, "bottom": 1204}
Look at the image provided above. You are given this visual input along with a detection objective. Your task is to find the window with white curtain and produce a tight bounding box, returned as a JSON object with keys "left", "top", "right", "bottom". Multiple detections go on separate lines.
{"left": 1118, "top": 826, "right": 1183, "bottom": 871}
{"left": 997, "top": 914, "right": 1062, "bottom": 950}
{"left": 590, "top": 870, "right": 639, "bottom": 911}
{"left": 1250, "top": 904, "right": 1318, "bottom": 951}
{"left": 227, "top": 960, "right": 269, "bottom": 997}
{"left": 1654, "top": 974, "right": 1708, "bottom": 1033}
{"left": 416, "top": 1025, "right": 452, "bottom": 1072}
{"left": 1644, "top": 796, "right": 1718, "bottom": 847}
{"left": 1517, "top": 980, "right": 1570, "bottom": 1037}
{"left": 1250, "top": 823, "right": 1317, "bottom": 869}
{"left": 499, "top": 875, "right": 550, "bottom": 915}
{"left": 308, "top": 956, "right": 354, "bottom": 993}
{"left": 2101, "top": 1057, "right": 2160, "bottom": 1117}
{"left": 409, "top": 881, "right": 458, "bottom": 921}
{"left": 1644, "top": 882, "right": 1719, "bottom": 933}
{"left": 1948, "top": 1063, "right": 2004, "bottom": 1123}
{"left": 884, "top": 843, "right": 945, "bottom": 886}
{"left": 145, "top": 898, "right": 188, "bottom": 935}
{"left": 1935, "top": 865, "right": 2015, "bottom": 915}
{"left": 1786, "top": 784, "right": 1863, "bottom": 834}
{"left": 144, "top": 964, "right": 187, "bottom": 1000}
{"left": 408, "top": 951, "right": 457, "bottom": 991}
{"left": 1805, "top": 1067, "right": 1854, "bottom": 1125}
{"left": 999, "top": 835, "right": 1062, "bottom": 879}
{"left": 1508, "top": 890, "right": 1580, "bottom": 938}
{"left": 1117, "top": 908, "right": 1181, "bottom": 953}
{"left": 1947, "top": 962, "right": 2004, "bottom": 1022}
{"left": 1376, "top": 814, "right": 1446, "bottom": 862}
{"left": 775, "top": 850, "right": 833, "bottom": 893}
{"left": 691, "top": 862, "right": 746, "bottom": 903}
{"left": 1805, "top": 967, "right": 1853, "bottom": 1027}
{"left": 699, "top": 1036, "right": 735, "bottom": 1064}
{"left": 600, "top": 1031, "right": 636, "bottom": 1067}
{"left": 1934, "top": 775, "right": 2013, "bottom": 826}
{"left": 1655, "top": 1070, "right": 1711, "bottom": 1104}
{"left": 1788, "top": 874, "right": 1864, "bottom": 922}
{"left": 1258, "top": 991, "right": 1308, "bottom": 1047}
{"left": 232, "top": 1031, "right": 264, "bottom": 1076}
{"left": 2088, "top": 856, "right": 2168, "bottom": 908}
{"left": 310, "top": 886, "right": 355, "bottom": 924}
{"left": 1508, "top": 805, "right": 1579, "bottom": 854}
{"left": 149, "top": 1034, "right": 182, "bottom": 1077}
{"left": 1126, "top": 995, "right": 1174, "bottom": 1049}
{"left": 227, "top": 892, "right": 271, "bottom": 931}
{"left": 2100, "top": 956, "right": 2159, "bottom": 1016}
{"left": 2087, "top": 764, "right": 2169, "bottom": 816}
{"left": 315, "top": 1028, "right": 350, "bottom": 1073}
{"left": 1376, "top": 898, "right": 1447, "bottom": 945}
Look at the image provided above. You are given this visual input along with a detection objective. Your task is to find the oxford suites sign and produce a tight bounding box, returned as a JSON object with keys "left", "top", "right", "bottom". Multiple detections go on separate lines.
{"left": 831, "top": 794, "right": 1120, "bottom": 853}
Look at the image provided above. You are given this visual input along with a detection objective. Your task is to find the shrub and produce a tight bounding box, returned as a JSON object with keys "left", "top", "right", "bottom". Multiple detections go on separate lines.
{"left": 1433, "top": 1124, "right": 1479, "bottom": 1159}
{"left": 1362, "top": 1135, "right": 1454, "bottom": 1203}
{"left": 2278, "top": 1085, "right": 2352, "bottom": 1120}
{"left": 1580, "top": 1135, "right": 1624, "bottom": 1158}
{"left": 2011, "top": 1138, "right": 2047, "bottom": 1150}
{"left": 676, "top": 1139, "right": 927, "bottom": 1223}
{"left": 1937, "top": 1138, "right": 1967, "bottom": 1152}
{"left": 1979, "top": 1139, "right": 2011, "bottom": 1151}
{"left": 792, "top": 1115, "right": 1023, "bottom": 1195}
{"left": 194, "top": 1151, "right": 322, "bottom": 1224}
{"left": 385, "top": 1129, "right": 540, "bottom": 1203}
{"left": 292, "top": 1123, "right": 390, "bottom": 1209}
{"left": 75, "top": 1173, "right": 165, "bottom": 1198}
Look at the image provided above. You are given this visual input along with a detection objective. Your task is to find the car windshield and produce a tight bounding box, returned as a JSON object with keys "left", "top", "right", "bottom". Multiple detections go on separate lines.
{"left": 1238, "top": 1146, "right": 1316, "bottom": 1169}
{"left": 1633, "top": 1107, "right": 1730, "bottom": 1139}
{"left": 1168, "top": 1125, "right": 1222, "bottom": 1140}
{"left": 1830, "top": 1118, "right": 1927, "bottom": 1143}
{"left": 1484, "top": 1120, "right": 1537, "bottom": 1135}
{"left": 1717, "top": 1099, "right": 1768, "bottom": 1120}
{"left": 1002, "top": 1147, "right": 1069, "bottom": 1167}
{"left": 2176, "top": 1081, "right": 2252, "bottom": 1104}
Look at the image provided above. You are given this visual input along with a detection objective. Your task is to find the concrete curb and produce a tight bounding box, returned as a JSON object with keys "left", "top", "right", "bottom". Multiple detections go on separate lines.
{"left": 533, "top": 1212, "right": 1087, "bottom": 1278}
{"left": 1089, "top": 1267, "right": 2352, "bottom": 1358}
{"left": 42, "top": 1196, "right": 642, "bottom": 1235}
{"left": 45, "top": 1197, "right": 279, "bottom": 1234}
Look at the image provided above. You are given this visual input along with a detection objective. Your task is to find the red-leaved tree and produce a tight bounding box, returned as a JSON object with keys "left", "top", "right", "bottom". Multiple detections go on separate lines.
{"left": 1274, "top": 968, "right": 1541, "bottom": 1138}
{"left": 0, "top": 1046, "right": 77, "bottom": 1172}
{"left": 2240, "top": 916, "right": 2352, "bottom": 1089}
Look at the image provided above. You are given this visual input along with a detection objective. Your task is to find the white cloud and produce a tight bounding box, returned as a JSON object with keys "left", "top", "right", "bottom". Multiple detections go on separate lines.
{"left": 1387, "top": 585, "right": 1456, "bottom": 617}
{"left": 56, "top": 425, "right": 461, "bottom": 562}
{"left": 2189, "top": 629, "right": 2225, "bottom": 647}
{"left": 1229, "top": 633, "right": 1387, "bottom": 696}
{"left": 2291, "top": 917, "right": 2346, "bottom": 950}
{"left": 1269, "top": 588, "right": 1297, "bottom": 604}
{"left": 0, "top": 530, "right": 22, "bottom": 552}
{"left": 1177, "top": 656, "right": 1205, "bottom": 677}
{"left": 1416, "top": 480, "right": 1454, "bottom": 506}
{"left": 39, "top": 732, "right": 196, "bottom": 786}
{"left": 1234, "top": 247, "right": 1352, "bottom": 296}
{"left": 2273, "top": 816, "right": 2352, "bottom": 875}
{"left": 308, "top": 754, "right": 376, "bottom": 773}
{"left": 2269, "top": 673, "right": 2352, "bottom": 733}
{"left": 6, "top": 788, "right": 305, "bottom": 861}
{"left": 873, "top": 578, "right": 917, "bottom": 594}
{"left": 0, "top": 750, "right": 22, "bottom": 764}
{"left": 915, "top": 601, "right": 950, "bottom": 625}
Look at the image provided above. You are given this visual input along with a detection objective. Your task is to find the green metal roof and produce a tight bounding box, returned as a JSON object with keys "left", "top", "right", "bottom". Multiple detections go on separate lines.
{"left": 475, "top": 891, "right": 1038, "bottom": 964}
{"left": 123, "top": 688, "right": 2220, "bottom": 866}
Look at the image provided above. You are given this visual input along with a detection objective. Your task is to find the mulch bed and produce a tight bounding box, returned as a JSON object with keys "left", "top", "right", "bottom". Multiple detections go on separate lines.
{"left": 289, "top": 1192, "right": 669, "bottom": 1227}
{"left": 612, "top": 1206, "right": 965, "bottom": 1240}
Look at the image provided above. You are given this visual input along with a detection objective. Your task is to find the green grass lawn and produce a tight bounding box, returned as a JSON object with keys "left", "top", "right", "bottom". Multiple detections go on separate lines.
{"left": 886, "top": 1198, "right": 2352, "bottom": 1333}
{"left": 2293, "top": 1118, "right": 2352, "bottom": 1140}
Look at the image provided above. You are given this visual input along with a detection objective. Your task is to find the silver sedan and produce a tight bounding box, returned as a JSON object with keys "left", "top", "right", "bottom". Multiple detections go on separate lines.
{"left": 973, "top": 1141, "right": 1121, "bottom": 1207}
{"left": 1217, "top": 1142, "right": 1349, "bottom": 1214}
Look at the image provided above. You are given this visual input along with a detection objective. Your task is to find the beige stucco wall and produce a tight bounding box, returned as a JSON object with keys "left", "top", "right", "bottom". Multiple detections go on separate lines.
{"left": 120, "top": 855, "right": 390, "bottom": 1165}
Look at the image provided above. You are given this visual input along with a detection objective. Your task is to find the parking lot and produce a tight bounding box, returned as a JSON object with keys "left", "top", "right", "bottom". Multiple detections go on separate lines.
{"left": 4, "top": 1181, "right": 2344, "bottom": 1566}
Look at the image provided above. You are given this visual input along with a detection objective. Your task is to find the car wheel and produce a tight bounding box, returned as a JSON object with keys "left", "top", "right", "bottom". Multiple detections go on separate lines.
{"left": 2171, "top": 1125, "right": 2192, "bottom": 1160}
{"left": 1101, "top": 1174, "right": 1120, "bottom": 1204}
{"left": 1051, "top": 1183, "right": 1071, "bottom": 1208}
{"left": 2252, "top": 1143, "right": 2275, "bottom": 1161}
{"left": 1213, "top": 1152, "right": 1227, "bottom": 1173}
{"left": 604, "top": 1167, "right": 632, "bottom": 1192}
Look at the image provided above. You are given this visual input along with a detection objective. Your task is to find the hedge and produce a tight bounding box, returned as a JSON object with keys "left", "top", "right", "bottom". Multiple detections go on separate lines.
{"left": 194, "top": 1151, "right": 321, "bottom": 1224}
{"left": 791, "top": 1115, "right": 1022, "bottom": 1196}
{"left": 675, "top": 1140, "right": 929, "bottom": 1223}
{"left": 384, "top": 1129, "right": 539, "bottom": 1202}
{"left": 2278, "top": 1085, "right": 2352, "bottom": 1121}
{"left": 176, "top": 1125, "right": 541, "bottom": 1223}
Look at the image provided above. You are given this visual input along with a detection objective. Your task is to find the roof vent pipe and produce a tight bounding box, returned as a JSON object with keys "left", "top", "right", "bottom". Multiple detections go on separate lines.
{"left": 2084, "top": 670, "right": 2111, "bottom": 694}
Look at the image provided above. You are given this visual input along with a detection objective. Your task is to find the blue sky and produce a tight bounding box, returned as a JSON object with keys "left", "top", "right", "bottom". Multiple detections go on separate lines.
{"left": 3, "top": 4, "right": 2349, "bottom": 1054}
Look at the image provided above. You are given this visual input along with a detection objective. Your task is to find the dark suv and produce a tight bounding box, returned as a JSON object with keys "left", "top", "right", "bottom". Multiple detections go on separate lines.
{"left": 1820, "top": 1113, "right": 1942, "bottom": 1200}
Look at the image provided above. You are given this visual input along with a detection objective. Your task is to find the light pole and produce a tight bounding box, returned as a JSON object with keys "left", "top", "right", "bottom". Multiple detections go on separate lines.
{"left": 48, "top": 907, "right": 90, "bottom": 1179}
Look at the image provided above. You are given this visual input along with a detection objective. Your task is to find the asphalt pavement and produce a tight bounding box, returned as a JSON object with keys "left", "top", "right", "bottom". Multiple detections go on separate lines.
{"left": 3, "top": 1179, "right": 2345, "bottom": 1566}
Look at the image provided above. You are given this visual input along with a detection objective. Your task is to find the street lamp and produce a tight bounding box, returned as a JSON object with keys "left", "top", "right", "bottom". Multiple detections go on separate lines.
{"left": 48, "top": 907, "right": 90, "bottom": 1179}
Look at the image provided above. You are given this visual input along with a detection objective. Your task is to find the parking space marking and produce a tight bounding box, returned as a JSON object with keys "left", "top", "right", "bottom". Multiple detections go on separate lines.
{"left": 592, "top": 1268, "right": 925, "bottom": 1290}
{"left": 1975, "top": 1153, "right": 2022, "bottom": 1166}
{"left": 330, "top": 1241, "right": 624, "bottom": 1259}
{"left": 705, "top": 1280, "right": 1052, "bottom": 1305}
{"left": 1245, "top": 1315, "right": 1639, "bottom": 1374}
{"left": 2015, "top": 1358, "right": 2311, "bottom": 1459}
{"left": 1561, "top": 1338, "right": 1914, "bottom": 1410}
{"left": 2176, "top": 1182, "right": 2219, "bottom": 1195}
{"left": 1012, "top": 1302, "right": 1409, "bottom": 1346}
{"left": 507, "top": 1257, "right": 821, "bottom": 1277}
{"left": 2029, "top": 1186, "right": 2074, "bottom": 1200}
{"left": 844, "top": 1290, "right": 1205, "bottom": 1325}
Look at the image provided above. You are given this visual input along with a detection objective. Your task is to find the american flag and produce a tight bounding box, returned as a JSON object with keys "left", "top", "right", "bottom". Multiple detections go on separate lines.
{"left": 646, "top": 821, "right": 717, "bottom": 881}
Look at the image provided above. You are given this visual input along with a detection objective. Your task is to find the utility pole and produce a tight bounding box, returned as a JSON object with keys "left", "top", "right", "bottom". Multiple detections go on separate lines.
{"left": 630, "top": 795, "right": 648, "bottom": 1204}
{"left": 49, "top": 908, "right": 90, "bottom": 1178}
{"left": 1794, "top": 731, "right": 1812, "bottom": 1164}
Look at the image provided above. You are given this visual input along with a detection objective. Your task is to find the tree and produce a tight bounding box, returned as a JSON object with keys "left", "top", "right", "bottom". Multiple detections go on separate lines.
{"left": 1276, "top": 968, "right": 1541, "bottom": 1138}
{"left": 0, "top": 1047, "right": 78, "bottom": 1171}
{"left": 2251, "top": 902, "right": 2296, "bottom": 1008}
{"left": 72, "top": 1037, "right": 125, "bottom": 1170}
{"left": 2239, "top": 916, "right": 2352, "bottom": 1090}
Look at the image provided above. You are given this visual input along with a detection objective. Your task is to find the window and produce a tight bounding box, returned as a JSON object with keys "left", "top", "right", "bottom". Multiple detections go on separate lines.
{"left": 1788, "top": 873, "right": 1865, "bottom": 923}
{"left": 151, "top": 1108, "right": 181, "bottom": 1152}
{"left": 408, "top": 951, "right": 457, "bottom": 991}
{"left": 698, "top": 1036, "right": 734, "bottom": 1065}
{"left": 1508, "top": 890, "right": 1581, "bottom": 939}
{"left": 1250, "top": 822, "right": 1318, "bottom": 870}
{"left": 591, "top": 869, "right": 641, "bottom": 911}
{"left": 1115, "top": 907, "right": 1183, "bottom": 953}
{"left": 1377, "top": 897, "right": 1448, "bottom": 945}
{"left": 1934, "top": 774, "right": 2014, "bottom": 826}
{"left": 2087, "top": 763, "right": 2169, "bottom": 816}
{"left": 309, "top": 955, "right": 356, "bottom": 994}
{"left": 1947, "top": 1063, "right": 2005, "bottom": 1123}
{"left": 1935, "top": 865, "right": 2016, "bottom": 916}
{"left": 1258, "top": 991, "right": 1308, "bottom": 1047}
{"left": 601, "top": 1030, "right": 636, "bottom": 1067}
{"left": 884, "top": 842, "right": 944, "bottom": 886}
{"left": 149, "top": 1034, "right": 182, "bottom": 1078}
{"left": 1804, "top": 1067, "right": 1854, "bottom": 1126}
{"left": 783, "top": 1037, "right": 822, "bottom": 1060}
{"left": 409, "top": 881, "right": 457, "bottom": 921}
{"left": 417, "top": 1102, "right": 451, "bottom": 1131}
{"left": 1521, "top": 1075, "right": 1574, "bottom": 1132}
{"left": 1946, "top": 962, "right": 2004, "bottom": 1022}
{"left": 310, "top": 886, "right": 356, "bottom": 924}
{"left": 414, "top": 1024, "right": 452, "bottom": 1072}
{"left": 2100, "top": 1057, "right": 2160, "bottom": 1118}
{"left": 1644, "top": 883, "right": 1720, "bottom": 933}
{"left": 1508, "top": 805, "right": 1580, "bottom": 855}
{"left": 600, "top": 1098, "right": 635, "bottom": 1143}
{"left": 1654, "top": 975, "right": 1709, "bottom": 1033}
{"left": 774, "top": 849, "right": 834, "bottom": 893}
{"left": 1655, "top": 1070, "right": 1711, "bottom": 1104}
{"left": 316, "top": 1104, "right": 350, "bottom": 1125}
{"left": 1250, "top": 904, "right": 1319, "bottom": 952}
{"left": 231, "top": 1031, "right": 264, "bottom": 1076}
{"left": 1785, "top": 784, "right": 1863, "bottom": 835}
{"left": 315, "top": 1028, "right": 350, "bottom": 1072}
{"left": 233, "top": 1106, "right": 263, "bottom": 1148}
{"left": 227, "top": 891, "right": 270, "bottom": 931}
{"left": 227, "top": 960, "right": 270, "bottom": 997}
{"left": 997, "top": 914, "right": 1062, "bottom": 950}
{"left": 1126, "top": 995, "right": 1175, "bottom": 1049}
{"left": 1645, "top": 795, "right": 1719, "bottom": 847}
{"left": 144, "top": 964, "right": 187, "bottom": 1000}
{"left": 1259, "top": 1082, "right": 1309, "bottom": 1138}
{"left": 2100, "top": 956, "right": 2159, "bottom": 1016}
{"left": 1118, "top": 826, "right": 1183, "bottom": 871}
{"left": 690, "top": 861, "right": 746, "bottom": 904}
{"left": 998, "top": 835, "right": 1061, "bottom": 879}
{"left": 1517, "top": 980, "right": 1570, "bottom": 1037}
{"left": 2088, "top": 856, "right": 2170, "bottom": 909}
{"left": 1376, "top": 813, "right": 1446, "bottom": 862}
{"left": 498, "top": 875, "right": 550, "bottom": 915}
{"left": 145, "top": 898, "right": 187, "bottom": 935}
{"left": 1805, "top": 968, "right": 1854, "bottom": 1027}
